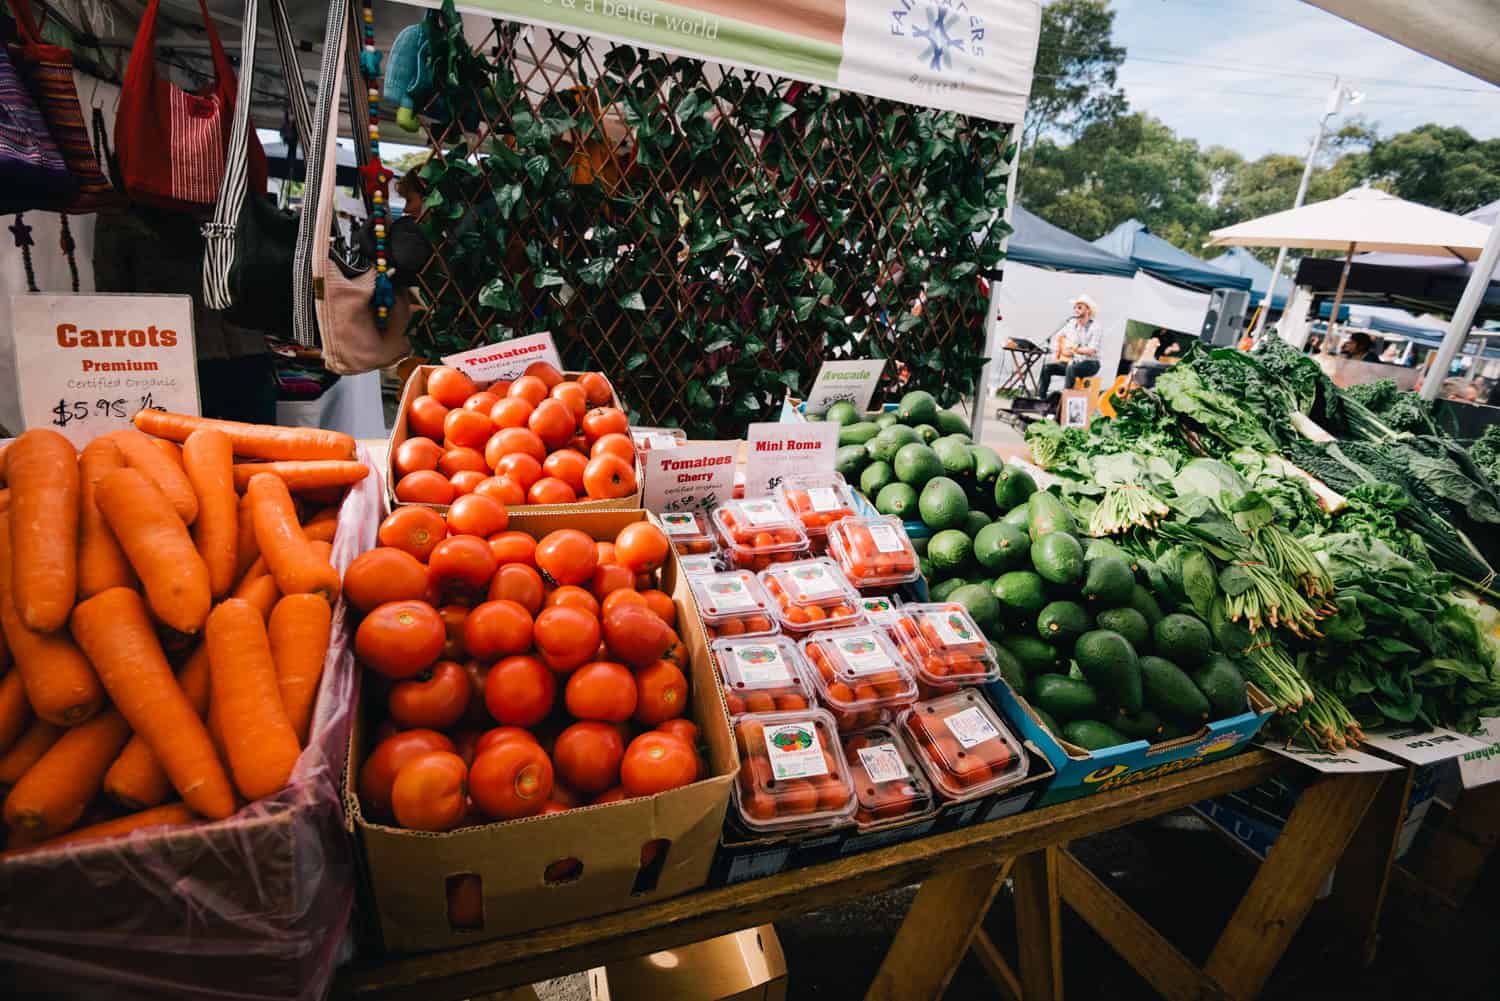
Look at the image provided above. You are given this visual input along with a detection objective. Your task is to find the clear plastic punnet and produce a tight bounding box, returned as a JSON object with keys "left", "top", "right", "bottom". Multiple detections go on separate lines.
{"left": 777, "top": 473, "right": 858, "bottom": 539}
{"left": 890, "top": 603, "right": 1002, "bottom": 696}
{"left": 900, "top": 690, "right": 1028, "bottom": 802}
{"left": 860, "top": 593, "right": 905, "bottom": 628}
{"left": 713, "top": 635, "right": 814, "bottom": 716}
{"left": 799, "top": 628, "right": 919, "bottom": 731}
{"left": 759, "top": 558, "right": 865, "bottom": 636}
{"left": 825, "top": 515, "right": 921, "bottom": 589}
{"left": 690, "top": 570, "right": 779, "bottom": 640}
{"left": 677, "top": 552, "right": 721, "bottom": 577}
{"left": 712, "top": 497, "right": 810, "bottom": 571}
{"left": 842, "top": 725, "right": 938, "bottom": 831}
{"left": 732, "top": 710, "right": 857, "bottom": 833}
{"left": 658, "top": 509, "right": 718, "bottom": 555}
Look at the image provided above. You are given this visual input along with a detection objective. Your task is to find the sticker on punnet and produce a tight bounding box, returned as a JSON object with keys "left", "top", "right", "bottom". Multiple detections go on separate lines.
{"left": 765, "top": 722, "right": 829, "bottom": 780}
{"left": 857, "top": 743, "right": 910, "bottom": 784}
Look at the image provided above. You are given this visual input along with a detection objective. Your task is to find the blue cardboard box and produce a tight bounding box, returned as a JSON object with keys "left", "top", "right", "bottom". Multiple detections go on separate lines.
{"left": 988, "top": 678, "right": 1275, "bottom": 807}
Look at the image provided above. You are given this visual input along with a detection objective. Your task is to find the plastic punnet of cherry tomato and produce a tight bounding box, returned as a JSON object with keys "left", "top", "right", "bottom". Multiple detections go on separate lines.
{"left": 658, "top": 510, "right": 718, "bottom": 555}
{"left": 349, "top": 505, "right": 705, "bottom": 832}
{"left": 889, "top": 603, "right": 1002, "bottom": 698}
{"left": 392, "top": 362, "right": 639, "bottom": 508}
{"left": 712, "top": 635, "right": 813, "bottom": 717}
{"left": 859, "top": 593, "right": 905, "bottom": 630}
{"left": 899, "top": 691, "right": 1027, "bottom": 802}
{"left": 825, "top": 515, "right": 922, "bottom": 590}
{"left": 711, "top": 498, "right": 809, "bottom": 571}
{"left": 799, "top": 627, "right": 918, "bottom": 732}
{"left": 842, "top": 726, "right": 937, "bottom": 831}
{"left": 776, "top": 474, "right": 857, "bottom": 551}
{"left": 732, "top": 710, "right": 856, "bottom": 833}
{"left": 690, "top": 570, "right": 778, "bottom": 640}
{"left": 677, "top": 553, "right": 721, "bottom": 578}
{"left": 758, "top": 558, "right": 865, "bottom": 636}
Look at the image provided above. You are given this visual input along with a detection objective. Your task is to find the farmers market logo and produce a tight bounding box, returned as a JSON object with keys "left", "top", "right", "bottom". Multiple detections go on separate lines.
{"left": 889, "top": 1, "right": 985, "bottom": 73}
{"left": 863, "top": 597, "right": 893, "bottom": 613}
{"left": 770, "top": 726, "right": 814, "bottom": 751}
{"left": 662, "top": 513, "right": 694, "bottom": 528}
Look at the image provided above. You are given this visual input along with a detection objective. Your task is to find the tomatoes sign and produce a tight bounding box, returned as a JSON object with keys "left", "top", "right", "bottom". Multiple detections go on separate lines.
{"left": 9, "top": 294, "right": 200, "bottom": 447}
{"left": 442, "top": 332, "right": 564, "bottom": 383}
{"left": 743, "top": 422, "right": 839, "bottom": 497}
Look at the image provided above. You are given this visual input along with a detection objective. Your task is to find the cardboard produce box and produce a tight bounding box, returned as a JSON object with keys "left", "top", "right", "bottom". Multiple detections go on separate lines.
{"left": 387, "top": 364, "right": 642, "bottom": 515}
{"left": 589, "top": 925, "right": 787, "bottom": 1001}
{"left": 347, "top": 508, "right": 734, "bottom": 954}
{"left": 989, "top": 678, "right": 1274, "bottom": 807}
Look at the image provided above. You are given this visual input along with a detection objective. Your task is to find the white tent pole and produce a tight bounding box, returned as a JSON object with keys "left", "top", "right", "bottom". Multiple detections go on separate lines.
{"left": 971, "top": 122, "right": 1024, "bottom": 441}
{"left": 1420, "top": 217, "right": 1500, "bottom": 401}
{"left": 1251, "top": 77, "right": 1345, "bottom": 339}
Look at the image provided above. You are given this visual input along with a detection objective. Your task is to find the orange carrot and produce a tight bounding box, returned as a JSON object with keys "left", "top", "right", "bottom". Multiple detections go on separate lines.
{"left": 152, "top": 437, "right": 184, "bottom": 469}
{"left": 78, "top": 438, "right": 137, "bottom": 598}
{"left": 236, "top": 491, "right": 261, "bottom": 580}
{"left": 0, "top": 720, "right": 61, "bottom": 788}
{"left": 1, "top": 669, "right": 31, "bottom": 754}
{"left": 95, "top": 468, "right": 212, "bottom": 634}
{"left": 109, "top": 429, "right": 199, "bottom": 525}
{"left": 3, "top": 709, "right": 131, "bottom": 836}
{"left": 231, "top": 460, "right": 368, "bottom": 493}
{"left": 41, "top": 803, "right": 196, "bottom": 850}
{"left": 269, "top": 594, "right": 331, "bottom": 744}
{"left": 0, "top": 608, "right": 8, "bottom": 670}
{"left": 183, "top": 430, "right": 238, "bottom": 598}
{"left": 303, "top": 505, "right": 341, "bottom": 527}
{"left": 72, "top": 588, "right": 235, "bottom": 820}
{"left": 0, "top": 487, "right": 9, "bottom": 512}
{"left": 205, "top": 600, "right": 301, "bottom": 800}
{"left": 132, "top": 410, "right": 356, "bottom": 461}
{"left": 247, "top": 474, "right": 340, "bottom": 602}
{"left": 7, "top": 429, "right": 79, "bottom": 632}
{"left": 0, "top": 511, "right": 103, "bottom": 726}
{"left": 304, "top": 519, "right": 338, "bottom": 544}
{"left": 102, "top": 738, "right": 173, "bottom": 810}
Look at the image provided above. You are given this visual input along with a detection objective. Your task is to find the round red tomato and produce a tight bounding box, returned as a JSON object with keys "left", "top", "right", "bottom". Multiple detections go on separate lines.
{"left": 489, "top": 396, "right": 533, "bottom": 429}
{"left": 443, "top": 407, "right": 494, "bottom": 449}
{"left": 534, "top": 605, "right": 601, "bottom": 674}
{"left": 528, "top": 398, "right": 578, "bottom": 450}
{"left": 395, "top": 470, "right": 455, "bottom": 505}
{"left": 463, "top": 599, "right": 535, "bottom": 662}
{"left": 488, "top": 426, "right": 547, "bottom": 464}
{"left": 633, "top": 660, "right": 688, "bottom": 725}
{"left": 446, "top": 493, "right": 509, "bottom": 538}
{"left": 427, "top": 366, "right": 478, "bottom": 408}
{"left": 391, "top": 751, "right": 469, "bottom": 831}
{"left": 550, "top": 381, "right": 588, "bottom": 420}
{"left": 449, "top": 470, "right": 485, "bottom": 495}
{"left": 545, "top": 585, "right": 600, "bottom": 617}
{"left": 542, "top": 449, "right": 588, "bottom": 495}
{"left": 488, "top": 531, "right": 537, "bottom": 567}
{"left": 344, "top": 547, "right": 429, "bottom": 613}
{"left": 379, "top": 507, "right": 447, "bottom": 563}
{"left": 528, "top": 477, "right": 577, "bottom": 505}
{"left": 590, "top": 562, "right": 635, "bottom": 601}
{"left": 484, "top": 654, "right": 556, "bottom": 727}
{"left": 614, "top": 522, "right": 669, "bottom": 574}
{"left": 493, "top": 450, "right": 543, "bottom": 489}
{"left": 582, "top": 455, "right": 638, "bottom": 500}
{"left": 508, "top": 375, "right": 550, "bottom": 407}
{"left": 394, "top": 437, "right": 443, "bottom": 477}
{"left": 621, "top": 732, "right": 699, "bottom": 796}
{"left": 470, "top": 741, "right": 553, "bottom": 820}
{"left": 488, "top": 562, "right": 544, "bottom": 614}
{"left": 438, "top": 447, "right": 489, "bottom": 477}
{"left": 602, "top": 604, "right": 673, "bottom": 669}
{"left": 428, "top": 535, "right": 498, "bottom": 603}
{"left": 590, "top": 433, "right": 635, "bottom": 464}
{"left": 656, "top": 718, "right": 699, "bottom": 747}
{"left": 474, "top": 475, "right": 526, "bottom": 507}
{"left": 523, "top": 361, "right": 564, "bottom": 389}
{"left": 577, "top": 372, "right": 613, "bottom": 406}
{"left": 463, "top": 390, "right": 501, "bottom": 414}
{"left": 389, "top": 660, "right": 472, "bottom": 729}
{"left": 356, "top": 601, "right": 446, "bottom": 679}
{"left": 477, "top": 725, "right": 540, "bottom": 753}
{"left": 406, "top": 395, "right": 449, "bottom": 440}
{"left": 553, "top": 721, "right": 625, "bottom": 795}
{"left": 581, "top": 407, "right": 629, "bottom": 444}
{"left": 564, "top": 661, "right": 638, "bottom": 722}
{"left": 358, "top": 729, "right": 455, "bottom": 817}
{"left": 535, "top": 529, "right": 597, "bottom": 587}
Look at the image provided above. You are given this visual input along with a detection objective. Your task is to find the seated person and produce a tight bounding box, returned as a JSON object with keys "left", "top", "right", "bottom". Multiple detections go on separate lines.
{"left": 1340, "top": 332, "right": 1382, "bottom": 363}
{"left": 1039, "top": 294, "right": 1101, "bottom": 398}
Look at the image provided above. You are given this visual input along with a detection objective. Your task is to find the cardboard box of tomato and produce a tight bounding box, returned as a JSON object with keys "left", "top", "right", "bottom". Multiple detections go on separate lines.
{"left": 386, "top": 364, "right": 643, "bottom": 516}
{"left": 344, "top": 508, "right": 734, "bottom": 953}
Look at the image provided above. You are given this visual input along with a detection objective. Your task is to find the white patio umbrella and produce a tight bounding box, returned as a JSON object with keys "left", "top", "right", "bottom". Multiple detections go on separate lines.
{"left": 1207, "top": 187, "right": 1494, "bottom": 362}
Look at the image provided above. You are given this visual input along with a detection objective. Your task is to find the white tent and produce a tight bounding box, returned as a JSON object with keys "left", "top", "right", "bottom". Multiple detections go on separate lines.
{"left": 1304, "top": 1, "right": 1500, "bottom": 87}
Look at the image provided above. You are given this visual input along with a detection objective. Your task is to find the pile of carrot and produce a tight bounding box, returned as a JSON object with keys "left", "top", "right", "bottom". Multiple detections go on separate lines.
{"left": 0, "top": 413, "right": 362, "bottom": 855}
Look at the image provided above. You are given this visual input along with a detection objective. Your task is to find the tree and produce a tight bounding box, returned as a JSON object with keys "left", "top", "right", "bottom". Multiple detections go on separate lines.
{"left": 1358, "top": 124, "right": 1500, "bottom": 214}
{"left": 1022, "top": 0, "right": 1127, "bottom": 157}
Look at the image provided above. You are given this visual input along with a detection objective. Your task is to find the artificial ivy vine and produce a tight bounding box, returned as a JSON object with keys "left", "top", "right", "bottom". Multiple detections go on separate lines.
{"left": 410, "top": 0, "right": 1011, "bottom": 436}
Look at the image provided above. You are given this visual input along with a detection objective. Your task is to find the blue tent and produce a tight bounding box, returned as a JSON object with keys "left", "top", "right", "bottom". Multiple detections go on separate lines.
{"left": 1210, "top": 247, "right": 1290, "bottom": 310}
{"left": 1094, "top": 220, "right": 1253, "bottom": 292}
{"left": 1005, "top": 206, "right": 1138, "bottom": 278}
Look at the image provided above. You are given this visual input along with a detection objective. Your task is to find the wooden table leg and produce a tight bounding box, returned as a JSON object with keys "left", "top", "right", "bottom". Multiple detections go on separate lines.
{"left": 1011, "top": 847, "right": 1064, "bottom": 1001}
{"left": 970, "top": 928, "right": 1022, "bottom": 1001}
{"left": 1323, "top": 768, "right": 1412, "bottom": 965}
{"left": 1404, "top": 779, "right": 1500, "bottom": 908}
{"left": 1204, "top": 771, "right": 1383, "bottom": 1000}
{"left": 864, "top": 859, "right": 1010, "bottom": 1001}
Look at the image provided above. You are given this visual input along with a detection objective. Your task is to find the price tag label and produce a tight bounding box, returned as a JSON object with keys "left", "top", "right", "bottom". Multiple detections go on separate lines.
{"left": 858, "top": 743, "right": 910, "bottom": 783}
{"left": 10, "top": 294, "right": 199, "bottom": 448}
{"left": 1459, "top": 717, "right": 1500, "bottom": 789}
{"left": 803, "top": 359, "right": 886, "bottom": 417}
{"left": 641, "top": 441, "right": 737, "bottom": 515}
{"left": 744, "top": 422, "right": 839, "bottom": 496}
{"left": 1360, "top": 725, "right": 1492, "bottom": 767}
{"left": 1260, "top": 740, "right": 1402, "bottom": 774}
{"left": 944, "top": 706, "right": 1001, "bottom": 749}
{"left": 442, "top": 332, "right": 564, "bottom": 383}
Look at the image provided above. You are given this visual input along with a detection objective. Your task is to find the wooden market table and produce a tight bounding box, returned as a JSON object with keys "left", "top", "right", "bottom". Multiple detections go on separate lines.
{"left": 334, "top": 749, "right": 1390, "bottom": 1001}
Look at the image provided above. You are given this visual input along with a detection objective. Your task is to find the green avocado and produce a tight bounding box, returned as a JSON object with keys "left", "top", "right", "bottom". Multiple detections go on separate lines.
{"left": 929, "top": 577, "right": 966, "bottom": 602}
{"left": 1030, "top": 674, "right": 1101, "bottom": 722}
{"left": 934, "top": 408, "right": 971, "bottom": 436}
{"left": 1031, "top": 532, "right": 1085, "bottom": 587}
{"left": 1140, "top": 655, "right": 1212, "bottom": 723}
{"left": 838, "top": 421, "right": 881, "bottom": 446}
{"left": 1153, "top": 613, "right": 1214, "bottom": 667}
{"left": 825, "top": 401, "right": 860, "bottom": 426}
{"left": 1156, "top": 720, "right": 1192, "bottom": 742}
{"left": 1000, "top": 503, "right": 1033, "bottom": 534}
{"left": 874, "top": 411, "right": 900, "bottom": 430}
{"left": 1114, "top": 710, "right": 1166, "bottom": 741}
{"left": 917, "top": 477, "right": 970, "bottom": 531}
{"left": 1027, "top": 490, "right": 1075, "bottom": 538}
{"left": 875, "top": 482, "right": 919, "bottom": 518}
{"left": 970, "top": 445, "right": 1004, "bottom": 485}
{"left": 893, "top": 442, "right": 943, "bottom": 488}
{"left": 932, "top": 437, "right": 975, "bottom": 478}
{"left": 994, "top": 466, "right": 1038, "bottom": 512}
{"left": 1128, "top": 584, "right": 1166, "bottom": 628}
{"left": 1193, "top": 654, "right": 1250, "bottom": 718}
{"left": 1031, "top": 706, "right": 1063, "bottom": 738}
{"left": 1003, "top": 634, "right": 1063, "bottom": 675}
{"left": 961, "top": 510, "right": 993, "bottom": 537}
{"left": 1074, "top": 629, "right": 1143, "bottom": 714}
{"left": 949, "top": 583, "right": 1001, "bottom": 636}
{"left": 1062, "top": 720, "right": 1130, "bottom": 752}
{"left": 860, "top": 460, "right": 895, "bottom": 497}
{"left": 993, "top": 570, "right": 1048, "bottom": 617}
{"left": 1084, "top": 537, "right": 1133, "bottom": 568}
{"left": 913, "top": 423, "right": 939, "bottom": 444}
{"left": 835, "top": 445, "right": 870, "bottom": 478}
{"left": 993, "top": 642, "right": 1027, "bottom": 692}
{"left": 1094, "top": 607, "right": 1150, "bottom": 649}
{"left": 927, "top": 529, "right": 975, "bottom": 578}
{"left": 1082, "top": 556, "right": 1135, "bottom": 605}
{"left": 868, "top": 424, "right": 921, "bottom": 463}
{"left": 974, "top": 522, "right": 1031, "bottom": 572}
{"left": 1036, "top": 600, "right": 1090, "bottom": 645}
{"left": 896, "top": 390, "right": 940, "bottom": 425}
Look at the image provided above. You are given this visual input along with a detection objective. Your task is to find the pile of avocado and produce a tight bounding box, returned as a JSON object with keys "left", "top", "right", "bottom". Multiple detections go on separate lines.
{"left": 985, "top": 489, "right": 1251, "bottom": 753}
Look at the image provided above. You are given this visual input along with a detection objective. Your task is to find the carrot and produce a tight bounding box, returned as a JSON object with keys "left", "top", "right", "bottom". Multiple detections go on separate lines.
{"left": 269, "top": 594, "right": 331, "bottom": 744}
{"left": 183, "top": 430, "right": 238, "bottom": 598}
{"left": 0, "top": 511, "right": 103, "bottom": 725}
{"left": 71, "top": 588, "right": 235, "bottom": 820}
{"left": 3, "top": 709, "right": 131, "bottom": 836}
{"left": 0, "top": 607, "right": 8, "bottom": 670}
{"left": 235, "top": 492, "right": 261, "bottom": 578}
{"left": 0, "top": 487, "right": 9, "bottom": 512}
{"left": 37, "top": 803, "right": 196, "bottom": 851}
{"left": 102, "top": 737, "right": 173, "bottom": 810}
{"left": 0, "top": 669, "right": 31, "bottom": 755}
{"left": 78, "top": 438, "right": 137, "bottom": 598}
{"left": 205, "top": 599, "right": 301, "bottom": 800}
{"left": 109, "top": 429, "right": 199, "bottom": 525}
{"left": 231, "top": 460, "right": 368, "bottom": 493}
{"left": 7, "top": 429, "right": 80, "bottom": 632}
{"left": 95, "top": 468, "right": 212, "bottom": 634}
{"left": 152, "top": 437, "right": 184, "bottom": 469}
{"left": 303, "top": 505, "right": 341, "bottom": 527}
{"left": 0, "top": 720, "right": 61, "bottom": 788}
{"left": 247, "top": 474, "right": 340, "bottom": 602}
{"left": 304, "top": 519, "right": 338, "bottom": 544}
{"left": 132, "top": 410, "right": 356, "bottom": 462}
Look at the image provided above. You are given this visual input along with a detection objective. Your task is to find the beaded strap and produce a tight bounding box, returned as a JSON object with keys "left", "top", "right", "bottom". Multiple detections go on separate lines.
{"left": 357, "top": 0, "right": 395, "bottom": 328}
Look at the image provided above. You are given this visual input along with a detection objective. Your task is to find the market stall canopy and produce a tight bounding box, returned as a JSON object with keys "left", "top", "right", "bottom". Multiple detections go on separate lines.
{"left": 1303, "top": 0, "right": 1500, "bottom": 87}
{"left": 1357, "top": 200, "right": 1500, "bottom": 279}
{"left": 1207, "top": 187, "right": 1494, "bottom": 259}
{"left": 1210, "top": 247, "right": 1290, "bottom": 309}
{"left": 1294, "top": 256, "right": 1500, "bottom": 320}
{"left": 1005, "top": 206, "right": 1138, "bottom": 278}
{"left": 1093, "top": 220, "right": 1252, "bottom": 292}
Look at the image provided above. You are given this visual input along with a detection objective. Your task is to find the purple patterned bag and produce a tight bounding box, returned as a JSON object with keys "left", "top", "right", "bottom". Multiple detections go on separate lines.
{"left": 0, "top": 44, "right": 74, "bottom": 213}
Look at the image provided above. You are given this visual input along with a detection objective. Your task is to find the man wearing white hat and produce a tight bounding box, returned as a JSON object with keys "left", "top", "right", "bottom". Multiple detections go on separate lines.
{"left": 1039, "top": 293, "right": 1101, "bottom": 398}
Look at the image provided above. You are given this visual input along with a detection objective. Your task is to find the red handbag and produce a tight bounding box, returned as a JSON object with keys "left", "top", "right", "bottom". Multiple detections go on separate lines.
{"left": 114, "top": 0, "right": 266, "bottom": 211}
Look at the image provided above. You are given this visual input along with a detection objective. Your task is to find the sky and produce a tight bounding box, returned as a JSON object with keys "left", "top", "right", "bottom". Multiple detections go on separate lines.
{"left": 1106, "top": 0, "right": 1500, "bottom": 160}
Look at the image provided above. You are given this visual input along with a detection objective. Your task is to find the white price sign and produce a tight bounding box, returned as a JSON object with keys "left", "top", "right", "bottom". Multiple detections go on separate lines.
{"left": 743, "top": 422, "right": 839, "bottom": 496}
{"left": 803, "top": 359, "right": 886, "bottom": 417}
{"left": 641, "top": 441, "right": 738, "bottom": 514}
{"left": 1260, "top": 740, "right": 1402, "bottom": 774}
{"left": 1360, "top": 725, "right": 1492, "bottom": 768}
{"left": 10, "top": 294, "right": 199, "bottom": 448}
{"left": 442, "top": 331, "right": 563, "bottom": 383}
{"left": 1459, "top": 717, "right": 1500, "bottom": 789}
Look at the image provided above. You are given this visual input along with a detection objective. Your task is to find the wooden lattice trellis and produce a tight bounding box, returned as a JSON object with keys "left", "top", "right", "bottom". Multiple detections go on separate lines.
{"left": 407, "top": 9, "right": 1011, "bottom": 436}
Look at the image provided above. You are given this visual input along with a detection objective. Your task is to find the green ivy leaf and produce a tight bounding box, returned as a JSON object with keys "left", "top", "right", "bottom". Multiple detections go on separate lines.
{"left": 685, "top": 380, "right": 714, "bottom": 413}
{"left": 703, "top": 338, "right": 734, "bottom": 353}
{"left": 625, "top": 351, "right": 649, "bottom": 371}
{"left": 525, "top": 155, "right": 550, "bottom": 185}
{"left": 477, "top": 278, "right": 518, "bottom": 312}
{"left": 535, "top": 268, "right": 566, "bottom": 288}
{"left": 494, "top": 183, "right": 524, "bottom": 219}
{"left": 768, "top": 102, "right": 797, "bottom": 127}
{"left": 707, "top": 369, "right": 730, "bottom": 388}
{"left": 618, "top": 291, "right": 647, "bottom": 311}
{"left": 578, "top": 257, "right": 617, "bottom": 287}
{"left": 792, "top": 296, "right": 816, "bottom": 321}
{"left": 776, "top": 370, "right": 801, "bottom": 390}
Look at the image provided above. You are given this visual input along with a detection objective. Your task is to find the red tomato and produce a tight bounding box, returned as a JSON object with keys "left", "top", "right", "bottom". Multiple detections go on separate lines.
{"left": 450, "top": 470, "right": 484, "bottom": 495}
{"left": 656, "top": 718, "right": 699, "bottom": 746}
{"left": 634, "top": 660, "right": 688, "bottom": 725}
{"left": 542, "top": 449, "right": 588, "bottom": 494}
{"left": 470, "top": 741, "right": 553, "bottom": 820}
{"left": 406, "top": 395, "right": 449, "bottom": 440}
{"left": 488, "top": 530, "right": 537, "bottom": 567}
{"left": 427, "top": 366, "right": 478, "bottom": 408}
{"left": 534, "top": 605, "right": 602, "bottom": 674}
{"left": 474, "top": 475, "right": 526, "bottom": 507}
{"left": 446, "top": 493, "right": 509, "bottom": 538}
{"left": 545, "top": 585, "right": 600, "bottom": 617}
{"left": 487, "top": 426, "right": 547, "bottom": 464}
{"left": 493, "top": 450, "right": 543, "bottom": 488}
{"left": 620, "top": 732, "right": 699, "bottom": 796}
{"left": 477, "top": 725, "right": 540, "bottom": 753}
{"left": 550, "top": 381, "right": 588, "bottom": 420}
{"left": 590, "top": 562, "right": 635, "bottom": 601}
{"left": 590, "top": 433, "right": 635, "bottom": 464}
{"left": 463, "top": 599, "right": 535, "bottom": 662}
{"left": 564, "top": 661, "right": 638, "bottom": 722}
{"left": 488, "top": 562, "right": 545, "bottom": 614}
{"left": 553, "top": 721, "right": 625, "bottom": 795}
{"left": 639, "top": 589, "right": 676, "bottom": 626}
{"left": 389, "top": 660, "right": 472, "bottom": 729}
{"left": 438, "top": 447, "right": 489, "bottom": 477}
{"left": 578, "top": 372, "right": 614, "bottom": 407}
{"left": 528, "top": 398, "right": 578, "bottom": 451}
{"left": 394, "top": 437, "right": 443, "bottom": 477}
{"left": 593, "top": 786, "right": 629, "bottom": 804}
{"left": 344, "top": 547, "right": 429, "bottom": 613}
{"left": 489, "top": 396, "right": 534, "bottom": 429}
{"left": 581, "top": 406, "right": 629, "bottom": 444}
{"left": 528, "top": 477, "right": 577, "bottom": 505}
{"left": 395, "top": 470, "right": 455, "bottom": 505}
{"left": 602, "top": 604, "right": 673, "bottom": 669}
{"left": 614, "top": 522, "right": 669, "bottom": 574}
{"left": 463, "top": 390, "right": 501, "bottom": 414}
{"left": 535, "top": 529, "right": 598, "bottom": 586}
{"left": 379, "top": 507, "right": 447, "bottom": 562}
{"left": 508, "top": 375, "right": 550, "bottom": 407}
{"left": 356, "top": 601, "right": 447, "bottom": 679}
{"left": 582, "top": 454, "right": 638, "bottom": 500}
{"left": 443, "top": 407, "right": 494, "bottom": 449}
{"left": 358, "top": 729, "right": 455, "bottom": 816}
{"left": 484, "top": 655, "right": 556, "bottom": 727}
{"left": 391, "top": 751, "right": 469, "bottom": 831}
{"left": 428, "top": 535, "right": 499, "bottom": 603}
{"left": 439, "top": 605, "right": 469, "bottom": 659}
{"left": 523, "top": 361, "right": 564, "bottom": 389}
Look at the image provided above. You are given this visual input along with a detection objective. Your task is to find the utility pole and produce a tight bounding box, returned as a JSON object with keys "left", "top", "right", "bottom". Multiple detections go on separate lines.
{"left": 1251, "top": 78, "right": 1362, "bottom": 340}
